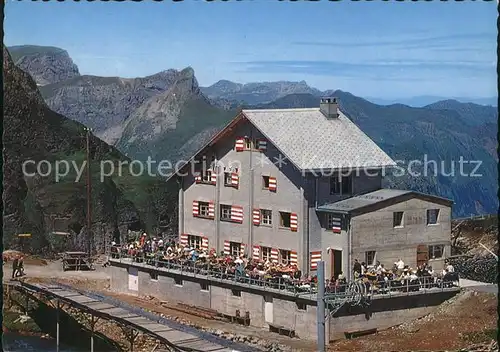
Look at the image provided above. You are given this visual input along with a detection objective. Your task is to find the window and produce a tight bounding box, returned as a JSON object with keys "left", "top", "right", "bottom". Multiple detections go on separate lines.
{"left": 429, "top": 245, "right": 444, "bottom": 259}
{"left": 220, "top": 204, "right": 232, "bottom": 221}
{"left": 200, "top": 282, "right": 209, "bottom": 291}
{"left": 262, "top": 176, "right": 270, "bottom": 189}
{"left": 261, "top": 209, "right": 272, "bottom": 225}
{"left": 427, "top": 209, "right": 440, "bottom": 225}
{"left": 365, "top": 251, "right": 376, "bottom": 266}
{"left": 330, "top": 175, "right": 352, "bottom": 195}
{"left": 201, "top": 170, "right": 212, "bottom": 183}
{"left": 261, "top": 246, "right": 272, "bottom": 262}
{"left": 198, "top": 201, "right": 210, "bottom": 217}
{"left": 231, "top": 289, "right": 241, "bottom": 297}
{"left": 224, "top": 172, "right": 232, "bottom": 186}
{"left": 325, "top": 214, "right": 341, "bottom": 230}
{"left": 280, "top": 212, "right": 291, "bottom": 228}
{"left": 245, "top": 138, "right": 253, "bottom": 150}
{"left": 393, "top": 212, "right": 404, "bottom": 228}
{"left": 279, "top": 250, "right": 291, "bottom": 265}
{"left": 149, "top": 271, "right": 158, "bottom": 281}
{"left": 174, "top": 277, "right": 183, "bottom": 286}
{"left": 188, "top": 235, "right": 202, "bottom": 249}
{"left": 230, "top": 242, "right": 241, "bottom": 257}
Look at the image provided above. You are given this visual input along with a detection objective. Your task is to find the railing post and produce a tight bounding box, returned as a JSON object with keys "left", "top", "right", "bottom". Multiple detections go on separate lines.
{"left": 90, "top": 313, "right": 95, "bottom": 352}
{"left": 317, "top": 261, "right": 326, "bottom": 352}
{"left": 56, "top": 299, "right": 60, "bottom": 352}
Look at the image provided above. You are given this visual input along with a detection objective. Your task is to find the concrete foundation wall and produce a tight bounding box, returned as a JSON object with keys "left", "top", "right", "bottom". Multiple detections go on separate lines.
{"left": 109, "top": 262, "right": 458, "bottom": 342}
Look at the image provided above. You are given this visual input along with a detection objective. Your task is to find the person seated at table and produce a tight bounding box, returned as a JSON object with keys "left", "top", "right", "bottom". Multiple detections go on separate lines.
{"left": 376, "top": 263, "right": 386, "bottom": 274}
{"left": 189, "top": 248, "right": 199, "bottom": 262}
{"left": 353, "top": 259, "right": 362, "bottom": 276}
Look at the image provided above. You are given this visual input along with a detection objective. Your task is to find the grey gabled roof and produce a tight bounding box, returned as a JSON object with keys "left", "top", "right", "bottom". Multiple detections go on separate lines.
{"left": 317, "top": 189, "right": 453, "bottom": 215}
{"left": 242, "top": 108, "right": 396, "bottom": 171}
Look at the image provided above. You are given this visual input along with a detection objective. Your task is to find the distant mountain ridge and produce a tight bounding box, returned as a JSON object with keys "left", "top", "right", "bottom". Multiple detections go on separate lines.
{"left": 9, "top": 45, "right": 498, "bottom": 219}
{"left": 366, "top": 95, "right": 498, "bottom": 108}
{"left": 202, "top": 79, "right": 497, "bottom": 108}
{"left": 201, "top": 79, "right": 322, "bottom": 105}
{"left": 39, "top": 69, "right": 182, "bottom": 144}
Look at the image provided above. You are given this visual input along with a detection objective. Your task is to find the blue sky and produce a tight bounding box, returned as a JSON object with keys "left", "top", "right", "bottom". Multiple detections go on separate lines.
{"left": 4, "top": 0, "right": 497, "bottom": 99}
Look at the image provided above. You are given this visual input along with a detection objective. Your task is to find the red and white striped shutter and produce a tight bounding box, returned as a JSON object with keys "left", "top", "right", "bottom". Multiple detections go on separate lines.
{"left": 235, "top": 137, "right": 245, "bottom": 152}
{"left": 231, "top": 205, "right": 243, "bottom": 223}
{"left": 268, "top": 177, "right": 277, "bottom": 192}
{"left": 210, "top": 171, "right": 217, "bottom": 185}
{"left": 179, "top": 233, "right": 189, "bottom": 246}
{"left": 223, "top": 241, "right": 230, "bottom": 255}
{"left": 257, "top": 138, "right": 267, "bottom": 151}
{"left": 192, "top": 201, "right": 199, "bottom": 217}
{"left": 231, "top": 172, "right": 239, "bottom": 188}
{"left": 310, "top": 251, "right": 322, "bottom": 270}
{"left": 240, "top": 243, "right": 246, "bottom": 258}
{"left": 253, "top": 245, "right": 260, "bottom": 260}
{"left": 331, "top": 215, "right": 342, "bottom": 233}
{"left": 252, "top": 209, "right": 261, "bottom": 225}
{"left": 290, "top": 250, "right": 298, "bottom": 266}
{"left": 290, "top": 213, "right": 298, "bottom": 231}
{"left": 270, "top": 248, "right": 279, "bottom": 263}
{"left": 208, "top": 202, "right": 215, "bottom": 219}
{"left": 202, "top": 236, "right": 209, "bottom": 251}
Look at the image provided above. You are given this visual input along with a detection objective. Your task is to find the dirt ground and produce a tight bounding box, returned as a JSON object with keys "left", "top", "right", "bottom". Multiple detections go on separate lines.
{"left": 4, "top": 255, "right": 498, "bottom": 352}
{"left": 329, "top": 290, "right": 498, "bottom": 352}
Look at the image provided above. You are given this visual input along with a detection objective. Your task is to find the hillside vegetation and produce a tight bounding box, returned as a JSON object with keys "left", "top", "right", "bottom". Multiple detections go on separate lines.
{"left": 3, "top": 45, "right": 176, "bottom": 255}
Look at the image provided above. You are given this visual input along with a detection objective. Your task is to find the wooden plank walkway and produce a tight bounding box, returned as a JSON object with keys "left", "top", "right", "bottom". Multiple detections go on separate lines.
{"left": 11, "top": 281, "right": 258, "bottom": 352}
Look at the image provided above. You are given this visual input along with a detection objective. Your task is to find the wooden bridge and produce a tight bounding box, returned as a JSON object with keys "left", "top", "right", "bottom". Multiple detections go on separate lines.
{"left": 6, "top": 281, "right": 259, "bottom": 352}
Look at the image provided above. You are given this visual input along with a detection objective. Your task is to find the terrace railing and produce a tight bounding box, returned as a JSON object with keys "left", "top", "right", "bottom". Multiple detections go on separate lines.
{"left": 109, "top": 251, "right": 460, "bottom": 299}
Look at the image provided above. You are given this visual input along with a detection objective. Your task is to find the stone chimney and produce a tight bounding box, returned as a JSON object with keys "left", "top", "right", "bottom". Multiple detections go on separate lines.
{"left": 320, "top": 97, "right": 339, "bottom": 118}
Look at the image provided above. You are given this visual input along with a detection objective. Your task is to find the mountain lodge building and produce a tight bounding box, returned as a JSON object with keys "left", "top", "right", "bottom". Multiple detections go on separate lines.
{"left": 174, "top": 98, "right": 453, "bottom": 281}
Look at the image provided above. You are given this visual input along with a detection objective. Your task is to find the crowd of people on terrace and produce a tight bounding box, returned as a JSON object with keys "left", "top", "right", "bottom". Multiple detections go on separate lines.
{"left": 109, "top": 233, "right": 459, "bottom": 294}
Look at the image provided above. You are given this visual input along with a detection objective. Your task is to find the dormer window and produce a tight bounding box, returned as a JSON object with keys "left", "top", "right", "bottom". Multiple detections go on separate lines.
{"left": 330, "top": 174, "right": 352, "bottom": 195}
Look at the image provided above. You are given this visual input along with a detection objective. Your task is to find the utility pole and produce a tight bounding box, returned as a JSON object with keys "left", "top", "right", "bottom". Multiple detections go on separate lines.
{"left": 317, "top": 261, "right": 326, "bottom": 352}
{"left": 86, "top": 127, "right": 92, "bottom": 259}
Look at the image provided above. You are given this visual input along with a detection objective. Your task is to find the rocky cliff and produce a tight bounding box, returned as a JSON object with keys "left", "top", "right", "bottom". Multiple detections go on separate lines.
{"left": 40, "top": 70, "right": 181, "bottom": 144}
{"left": 9, "top": 45, "right": 80, "bottom": 86}
{"left": 115, "top": 68, "right": 235, "bottom": 165}
{"left": 2, "top": 46, "right": 176, "bottom": 255}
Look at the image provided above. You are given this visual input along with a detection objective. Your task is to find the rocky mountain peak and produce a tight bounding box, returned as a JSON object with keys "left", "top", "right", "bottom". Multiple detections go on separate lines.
{"left": 8, "top": 45, "right": 80, "bottom": 85}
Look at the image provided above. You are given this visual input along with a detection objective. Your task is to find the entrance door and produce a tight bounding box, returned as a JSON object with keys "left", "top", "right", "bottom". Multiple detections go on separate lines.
{"left": 416, "top": 244, "right": 429, "bottom": 267}
{"left": 264, "top": 296, "right": 273, "bottom": 323}
{"left": 333, "top": 250, "right": 342, "bottom": 279}
{"left": 328, "top": 250, "right": 343, "bottom": 280}
{"left": 128, "top": 267, "right": 138, "bottom": 291}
